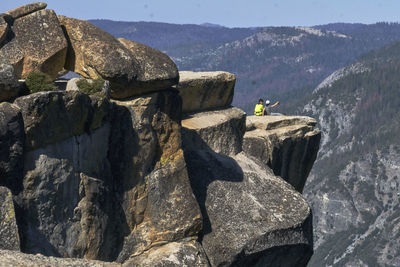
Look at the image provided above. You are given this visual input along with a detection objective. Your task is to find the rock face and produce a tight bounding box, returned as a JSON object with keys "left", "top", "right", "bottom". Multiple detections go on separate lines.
{"left": 118, "top": 38, "right": 179, "bottom": 93}
{"left": 243, "top": 115, "right": 321, "bottom": 192}
{"left": 177, "top": 71, "right": 235, "bottom": 113}
{"left": 0, "top": 64, "right": 20, "bottom": 102}
{"left": 11, "top": 9, "right": 68, "bottom": 79}
{"left": 124, "top": 239, "right": 209, "bottom": 266}
{"left": 0, "top": 249, "right": 120, "bottom": 267}
{"left": 0, "top": 102, "right": 24, "bottom": 192}
{"left": 183, "top": 145, "right": 313, "bottom": 266}
{"left": 182, "top": 107, "right": 246, "bottom": 156}
{"left": 14, "top": 91, "right": 109, "bottom": 151}
{"left": 0, "top": 186, "right": 20, "bottom": 251}
{"left": 0, "top": 38, "right": 25, "bottom": 78}
{"left": 5, "top": 2, "right": 47, "bottom": 20}
{"left": 110, "top": 91, "right": 202, "bottom": 263}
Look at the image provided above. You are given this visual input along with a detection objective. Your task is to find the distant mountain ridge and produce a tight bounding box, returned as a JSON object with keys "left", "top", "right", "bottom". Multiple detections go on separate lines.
{"left": 302, "top": 41, "right": 400, "bottom": 266}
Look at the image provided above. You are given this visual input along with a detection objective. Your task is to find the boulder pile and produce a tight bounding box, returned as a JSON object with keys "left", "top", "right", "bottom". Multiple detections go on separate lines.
{"left": 0, "top": 2, "right": 320, "bottom": 267}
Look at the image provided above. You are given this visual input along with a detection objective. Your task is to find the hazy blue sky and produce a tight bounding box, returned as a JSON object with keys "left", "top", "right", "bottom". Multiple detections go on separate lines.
{"left": 2, "top": 0, "right": 399, "bottom": 27}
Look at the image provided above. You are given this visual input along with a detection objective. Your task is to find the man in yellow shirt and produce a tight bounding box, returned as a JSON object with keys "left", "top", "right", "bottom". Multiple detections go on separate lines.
{"left": 254, "top": 99, "right": 280, "bottom": 116}
{"left": 254, "top": 98, "right": 264, "bottom": 116}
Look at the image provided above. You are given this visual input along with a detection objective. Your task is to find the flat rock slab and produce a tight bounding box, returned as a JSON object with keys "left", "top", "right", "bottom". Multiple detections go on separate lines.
{"left": 0, "top": 186, "right": 20, "bottom": 250}
{"left": 0, "top": 249, "right": 121, "bottom": 267}
{"left": 243, "top": 115, "right": 321, "bottom": 192}
{"left": 5, "top": 2, "right": 47, "bottom": 19}
{"left": 123, "top": 239, "right": 209, "bottom": 266}
{"left": 118, "top": 38, "right": 179, "bottom": 92}
{"left": 184, "top": 149, "right": 313, "bottom": 267}
{"left": 182, "top": 107, "right": 246, "bottom": 156}
{"left": 177, "top": 71, "right": 235, "bottom": 113}
{"left": 12, "top": 9, "right": 67, "bottom": 79}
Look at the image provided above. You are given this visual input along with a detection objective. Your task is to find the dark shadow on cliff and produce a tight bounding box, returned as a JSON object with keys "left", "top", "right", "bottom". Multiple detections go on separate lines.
{"left": 181, "top": 128, "right": 244, "bottom": 241}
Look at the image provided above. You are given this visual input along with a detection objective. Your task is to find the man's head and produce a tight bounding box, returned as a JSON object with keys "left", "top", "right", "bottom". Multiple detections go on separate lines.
{"left": 259, "top": 98, "right": 263, "bottom": 104}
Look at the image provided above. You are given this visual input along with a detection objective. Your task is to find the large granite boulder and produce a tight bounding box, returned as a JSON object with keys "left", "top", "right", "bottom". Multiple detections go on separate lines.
{"left": 59, "top": 16, "right": 142, "bottom": 99}
{"left": 176, "top": 71, "right": 235, "bottom": 113}
{"left": 243, "top": 116, "right": 321, "bottom": 192}
{"left": 123, "top": 239, "right": 209, "bottom": 266}
{"left": 183, "top": 146, "right": 313, "bottom": 266}
{"left": 109, "top": 90, "right": 202, "bottom": 262}
{"left": 0, "top": 186, "right": 20, "bottom": 250}
{"left": 118, "top": 38, "right": 179, "bottom": 93}
{"left": 0, "top": 102, "right": 24, "bottom": 192}
{"left": 0, "top": 249, "right": 120, "bottom": 267}
{"left": 0, "top": 64, "right": 20, "bottom": 102}
{"left": 5, "top": 2, "right": 47, "bottom": 19}
{"left": 11, "top": 9, "right": 68, "bottom": 79}
{"left": 182, "top": 107, "right": 246, "bottom": 156}
{"left": 14, "top": 91, "right": 110, "bottom": 151}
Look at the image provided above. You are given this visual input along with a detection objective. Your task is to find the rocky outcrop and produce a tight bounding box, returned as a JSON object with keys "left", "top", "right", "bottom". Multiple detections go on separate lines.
{"left": 0, "top": 186, "right": 20, "bottom": 250}
{"left": 182, "top": 107, "right": 246, "bottom": 156}
{"left": 177, "top": 71, "right": 235, "bottom": 113}
{"left": 110, "top": 91, "right": 202, "bottom": 263}
{"left": 182, "top": 113, "right": 314, "bottom": 266}
{"left": 14, "top": 91, "right": 110, "bottom": 151}
{"left": 0, "top": 3, "right": 321, "bottom": 266}
{"left": 0, "top": 64, "right": 20, "bottom": 102}
{"left": 0, "top": 249, "right": 120, "bottom": 267}
{"left": 4, "top": 2, "right": 47, "bottom": 19}
{"left": 10, "top": 9, "right": 68, "bottom": 79}
{"left": 118, "top": 38, "right": 179, "bottom": 93}
{"left": 243, "top": 115, "right": 321, "bottom": 192}
{"left": 59, "top": 16, "right": 141, "bottom": 99}
{"left": 124, "top": 239, "right": 209, "bottom": 266}
{"left": 0, "top": 102, "right": 24, "bottom": 192}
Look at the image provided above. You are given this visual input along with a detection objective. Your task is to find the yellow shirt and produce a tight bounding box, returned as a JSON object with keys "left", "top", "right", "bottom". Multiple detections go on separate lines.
{"left": 254, "top": 104, "right": 264, "bottom": 116}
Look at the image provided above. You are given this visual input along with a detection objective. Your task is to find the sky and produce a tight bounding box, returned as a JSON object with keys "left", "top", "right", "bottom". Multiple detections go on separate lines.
{"left": 2, "top": 0, "right": 400, "bottom": 28}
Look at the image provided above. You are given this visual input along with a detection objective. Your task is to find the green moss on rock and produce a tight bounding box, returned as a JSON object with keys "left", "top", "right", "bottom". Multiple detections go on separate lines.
{"left": 25, "top": 71, "right": 56, "bottom": 93}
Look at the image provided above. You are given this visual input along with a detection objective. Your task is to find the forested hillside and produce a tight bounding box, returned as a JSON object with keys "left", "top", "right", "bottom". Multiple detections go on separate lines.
{"left": 302, "top": 41, "right": 400, "bottom": 266}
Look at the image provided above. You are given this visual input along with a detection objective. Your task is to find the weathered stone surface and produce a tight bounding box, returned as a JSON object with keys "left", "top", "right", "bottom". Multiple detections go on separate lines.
{"left": 14, "top": 90, "right": 111, "bottom": 151}
{"left": 0, "top": 249, "right": 120, "bottom": 267}
{"left": 59, "top": 16, "right": 143, "bottom": 99}
{"left": 13, "top": 124, "right": 120, "bottom": 260}
{"left": 66, "top": 77, "right": 111, "bottom": 98}
{"left": 0, "top": 102, "right": 24, "bottom": 192}
{"left": 12, "top": 9, "right": 68, "bottom": 79}
{"left": 110, "top": 90, "right": 202, "bottom": 262}
{"left": 0, "top": 186, "right": 20, "bottom": 250}
{"left": 5, "top": 2, "right": 47, "bottom": 20}
{"left": 123, "top": 239, "right": 209, "bottom": 266}
{"left": 176, "top": 71, "right": 235, "bottom": 113}
{"left": 183, "top": 147, "right": 313, "bottom": 267}
{"left": 118, "top": 38, "right": 179, "bottom": 92}
{"left": 182, "top": 107, "right": 246, "bottom": 156}
{"left": 0, "top": 64, "right": 20, "bottom": 102}
{"left": 0, "top": 39, "right": 24, "bottom": 79}
{"left": 243, "top": 115, "right": 321, "bottom": 192}
{"left": 0, "top": 16, "right": 8, "bottom": 44}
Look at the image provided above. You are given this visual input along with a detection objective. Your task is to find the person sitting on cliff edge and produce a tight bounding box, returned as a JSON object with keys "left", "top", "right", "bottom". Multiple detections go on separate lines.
{"left": 254, "top": 98, "right": 280, "bottom": 116}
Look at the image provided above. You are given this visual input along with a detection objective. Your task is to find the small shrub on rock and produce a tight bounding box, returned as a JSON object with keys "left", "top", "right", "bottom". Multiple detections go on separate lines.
{"left": 25, "top": 72, "right": 56, "bottom": 93}
{"left": 76, "top": 78, "right": 105, "bottom": 95}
